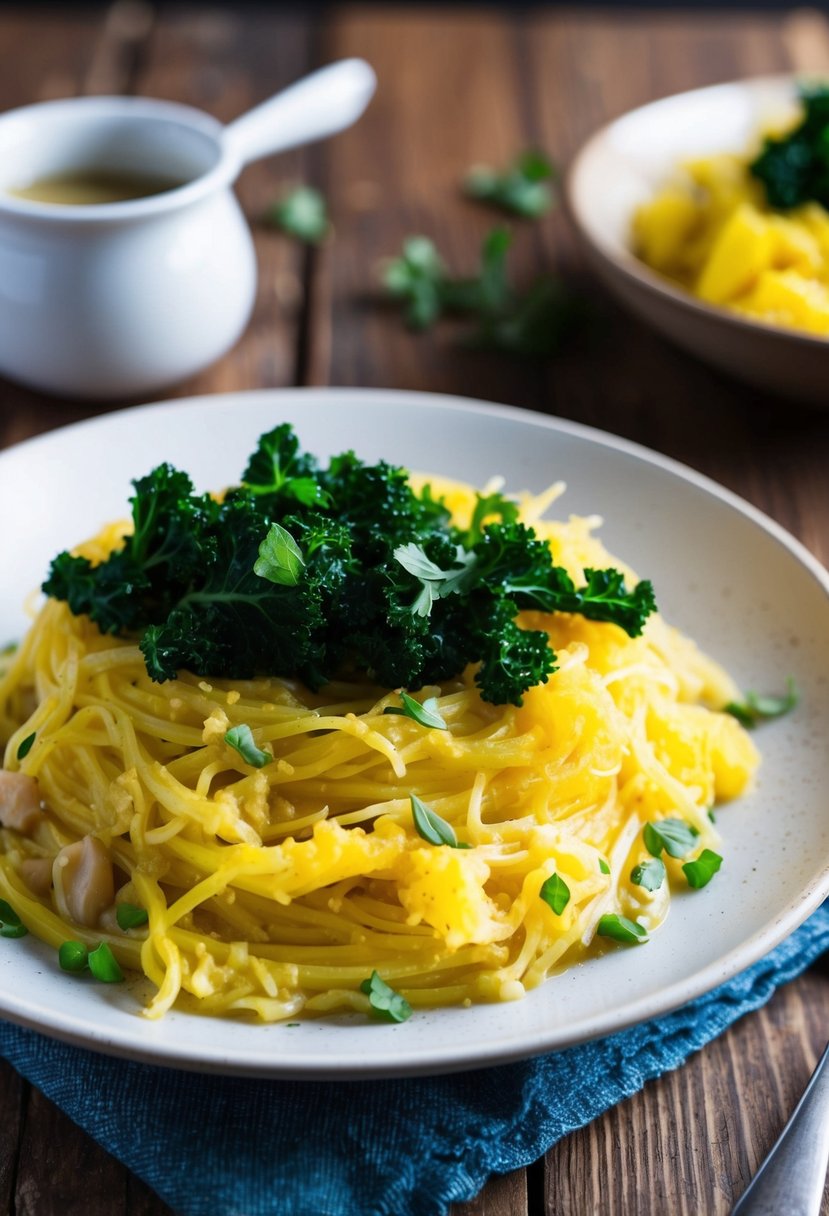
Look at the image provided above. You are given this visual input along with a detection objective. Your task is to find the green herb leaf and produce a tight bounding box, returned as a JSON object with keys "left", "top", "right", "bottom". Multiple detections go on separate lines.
{"left": 539, "top": 873, "right": 571, "bottom": 915}
{"left": 643, "top": 818, "right": 700, "bottom": 860}
{"left": 225, "top": 724, "right": 271, "bottom": 769}
{"left": 394, "top": 543, "right": 476, "bottom": 617}
{"left": 359, "top": 970, "right": 412, "bottom": 1023}
{"left": 0, "top": 898, "right": 27, "bottom": 939}
{"left": 724, "top": 678, "right": 798, "bottom": 729}
{"left": 410, "top": 794, "right": 468, "bottom": 848}
{"left": 596, "top": 914, "right": 649, "bottom": 944}
{"left": 267, "top": 185, "right": 328, "bottom": 243}
{"left": 630, "top": 857, "right": 666, "bottom": 892}
{"left": 465, "top": 150, "right": 556, "bottom": 218}
{"left": 87, "top": 942, "right": 124, "bottom": 983}
{"left": 59, "top": 940, "right": 89, "bottom": 972}
{"left": 16, "top": 732, "right": 35, "bottom": 761}
{"left": 382, "top": 236, "right": 447, "bottom": 329}
{"left": 682, "top": 849, "right": 723, "bottom": 890}
{"left": 599, "top": 859, "right": 611, "bottom": 875}
{"left": 116, "top": 903, "right": 149, "bottom": 931}
{"left": 467, "top": 491, "right": 520, "bottom": 547}
{"left": 383, "top": 691, "right": 448, "bottom": 730}
{"left": 254, "top": 522, "right": 305, "bottom": 586}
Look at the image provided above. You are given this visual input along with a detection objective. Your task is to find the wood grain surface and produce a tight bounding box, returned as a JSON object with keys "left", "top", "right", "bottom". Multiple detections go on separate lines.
{"left": 0, "top": 5, "right": 827, "bottom": 1214}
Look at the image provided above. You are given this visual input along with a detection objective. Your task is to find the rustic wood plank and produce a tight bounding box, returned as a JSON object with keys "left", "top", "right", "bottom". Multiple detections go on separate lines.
{"left": 0, "top": 1058, "right": 25, "bottom": 1213}
{"left": 453, "top": 1166, "right": 529, "bottom": 1216}
{"left": 309, "top": 6, "right": 546, "bottom": 411}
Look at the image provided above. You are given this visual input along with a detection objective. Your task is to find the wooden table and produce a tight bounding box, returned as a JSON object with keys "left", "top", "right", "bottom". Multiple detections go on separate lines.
{"left": 0, "top": 4, "right": 827, "bottom": 1213}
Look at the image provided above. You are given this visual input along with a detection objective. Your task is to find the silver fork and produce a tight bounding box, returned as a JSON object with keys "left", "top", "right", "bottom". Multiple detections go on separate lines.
{"left": 732, "top": 1042, "right": 829, "bottom": 1215}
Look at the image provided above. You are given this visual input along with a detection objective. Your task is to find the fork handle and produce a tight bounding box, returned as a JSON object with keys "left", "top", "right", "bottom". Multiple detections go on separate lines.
{"left": 732, "top": 1042, "right": 829, "bottom": 1216}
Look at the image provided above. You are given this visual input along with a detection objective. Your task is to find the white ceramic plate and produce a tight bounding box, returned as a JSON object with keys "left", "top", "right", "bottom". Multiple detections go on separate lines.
{"left": 566, "top": 75, "right": 829, "bottom": 406}
{"left": 1, "top": 389, "right": 828, "bottom": 1078}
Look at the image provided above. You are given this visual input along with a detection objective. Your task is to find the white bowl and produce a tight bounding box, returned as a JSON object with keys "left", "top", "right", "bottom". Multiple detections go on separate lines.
{"left": 566, "top": 75, "right": 829, "bottom": 408}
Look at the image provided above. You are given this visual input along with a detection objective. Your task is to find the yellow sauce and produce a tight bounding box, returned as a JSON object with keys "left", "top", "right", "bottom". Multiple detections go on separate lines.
{"left": 8, "top": 169, "right": 186, "bottom": 206}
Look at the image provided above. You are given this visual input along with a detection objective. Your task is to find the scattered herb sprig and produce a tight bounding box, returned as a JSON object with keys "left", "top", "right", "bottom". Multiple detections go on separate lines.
{"left": 58, "top": 940, "right": 123, "bottom": 982}
{"left": 266, "top": 185, "right": 328, "bottom": 244}
{"left": 465, "top": 150, "right": 556, "bottom": 218}
{"left": 382, "top": 227, "right": 582, "bottom": 357}
{"left": 410, "top": 795, "right": 469, "bottom": 849}
{"left": 383, "top": 691, "right": 448, "bottom": 730}
{"left": 43, "top": 425, "right": 656, "bottom": 707}
{"left": 0, "top": 899, "right": 27, "bottom": 939}
{"left": 360, "top": 970, "right": 412, "bottom": 1023}
{"left": 724, "top": 678, "right": 798, "bottom": 729}
{"left": 16, "top": 732, "right": 35, "bottom": 761}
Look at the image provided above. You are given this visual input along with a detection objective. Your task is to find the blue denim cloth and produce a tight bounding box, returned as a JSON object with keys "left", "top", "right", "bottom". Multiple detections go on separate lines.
{"left": 2, "top": 905, "right": 827, "bottom": 1216}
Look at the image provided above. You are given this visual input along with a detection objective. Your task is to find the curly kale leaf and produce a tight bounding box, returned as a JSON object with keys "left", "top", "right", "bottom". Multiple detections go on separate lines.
{"left": 750, "top": 84, "right": 829, "bottom": 209}
{"left": 43, "top": 425, "right": 658, "bottom": 705}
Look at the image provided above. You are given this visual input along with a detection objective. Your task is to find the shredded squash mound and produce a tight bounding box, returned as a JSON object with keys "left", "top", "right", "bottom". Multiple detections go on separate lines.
{"left": 0, "top": 477, "right": 758, "bottom": 1022}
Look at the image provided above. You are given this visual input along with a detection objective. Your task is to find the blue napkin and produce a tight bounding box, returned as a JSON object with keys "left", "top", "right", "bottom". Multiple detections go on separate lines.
{"left": 2, "top": 905, "right": 827, "bottom": 1216}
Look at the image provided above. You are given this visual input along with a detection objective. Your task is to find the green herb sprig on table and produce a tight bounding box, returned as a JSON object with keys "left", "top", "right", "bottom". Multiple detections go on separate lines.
{"left": 266, "top": 185, "right": 328, "bottom": 243}
{"left": 382, "top": 227, "right": 583, "bottom": 357}
{"left": 465, "top": 150, "right": 556, "bottom": 218}
{"left": 750, "top": 85, "right": 829, "bottom": 209}
{"left": 43, "top": 424, "right": 656, "bottom": 707}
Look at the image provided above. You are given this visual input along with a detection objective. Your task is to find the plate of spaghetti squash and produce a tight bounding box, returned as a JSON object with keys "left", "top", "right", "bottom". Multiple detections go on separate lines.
{"left": 0, "top": 389, "right": 827, "bottom": 1078}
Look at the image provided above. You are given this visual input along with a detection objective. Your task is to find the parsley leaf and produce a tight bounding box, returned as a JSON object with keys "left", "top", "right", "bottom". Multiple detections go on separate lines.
{"left": 254, "top": 523, "right": 305, "bottom": 586}
{"left": 87, "top": 942, "right": 124, "bottom": 983}
{"left": 599, "top": 859, "right": 611, "bottom": 875}
{"left": 360, "top": 970, "right": 412, "bottom": 1023}
{"left": 411, "top": 794, "right": 468, "bottom": 848}
{"left": 267, "top": 185, "right": 328, "bottom": 243}
{"left": 116, "top": 903, "right": 149, "bottom": 930}
{"left": 596, "top": 914, "right": 649, "bottom": 944}
{"left": 394, "top": 543, "right": 477, "bottom": 616}
{"left": 0, "top": 898, "right": 27, "bottom": 939}
{"left": 643, "top": 818, "right": 699, "bottom": 860}
{"left": 465, "top": 150, "right": 556, "bottom": 218}
{"left": 383, "top": 227, "right": 582, "bottom": 359}
{"left": 383, "top": 692, "right": 448, "bottom": 730}
{"left": 630, "top": 857, "right": 666, "bottom": 892}
{"left": 724, "top": 677, "right": 798, "bottom": 729}
{"left": 539, "top": 873, "right": 570, "bottom": 915}
{"left": 16, "top": 732, "right": 35, "bottom": 761}
{"left": 225, "top": 724, "right": 271, "bottom": 769}
{"left": 682, "top": 849, "right": 723, "bottom": 890}
{"left": 59, "top": 941, "right": 89, "bottom": 972}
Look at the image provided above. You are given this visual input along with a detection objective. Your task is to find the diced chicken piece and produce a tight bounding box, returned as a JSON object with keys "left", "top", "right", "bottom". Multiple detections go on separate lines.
{"left": 0, "top": 770, "right": 43, "bottom": 835}
{"left": 53, "top": 836, "right": 114, "bottom": 927}
{"left": 19, "top": 857, "right": 53, "bottom": 897}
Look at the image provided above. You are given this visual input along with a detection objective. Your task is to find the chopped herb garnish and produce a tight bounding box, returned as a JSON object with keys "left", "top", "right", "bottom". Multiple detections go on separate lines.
{"left": 116, "top": 903, "right": 149, "bottom": 931}
{"left": 285, "top": 1022, "right": 300, "bottom": 1028}
{"left": 383, "top": 691, "right": 448, "bottom": 730}
{"left": 43, "top": 425, "right": 656, "bottom": 707}
{"left": 630, "top": 857, "right": 666, "bottom": 892}
{"left": 87, "top": 942, "right": 124, "bottom": 983}
{"left": 707, "top": 808, "right": 717, "bottom": 824}
{"left": 59, "top": 941, "right": 89, "bottom": 972}
{"left": 410, "top": 794, "right": 468, "bottom": 849}
{"left": 254, "top": 522, "right": 305, "bottom": 586}
{"left": 682, "top": 849, "right": 723, "bottom": 890}
{"left": 360, "top": 970, "right": 412, "bottom": 1023}
{"left": 643, "top": 818, "right": 700, "bottom": 860}
{"left": 596, "top": 914, "right": 649, "bottom": 945}
{"left": 225, "top": 724, "right": 271, "bottom": 769}
{"left": 599, "top": 859, "right": 611, "bottom": 875}
{"left": 0, "top": 899, "right": 27, "bottom": 939}
{"left": 539, "top": 873, "right": 571, "bottom": 915}
{"left": 465, "top": 150, "right": 556, "bottom": 218}
{"left": 0, "top": 641, "right": 18, "bottom": 656}
{"left": 16, "top": 732, "right": 35, "bottom": 761}
{"left": 267, "top": 185, "right": 328, "bottom": 243}
{"left": 724, "top": 678, "right": 798, "bottom": 729}
{"left": 750, "top": 86, "right": 829, "bottom": 209}
{"left": 383, "top": 227, "right": 583, "bottom": 358}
